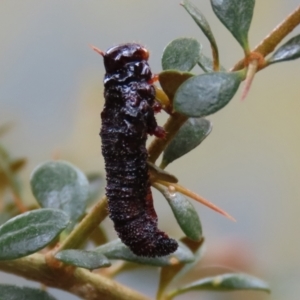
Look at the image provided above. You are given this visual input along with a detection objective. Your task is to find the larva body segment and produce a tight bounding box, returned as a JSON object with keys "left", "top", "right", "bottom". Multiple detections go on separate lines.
{"left": 100, "top": 43, "right": 178, "bottom": 257}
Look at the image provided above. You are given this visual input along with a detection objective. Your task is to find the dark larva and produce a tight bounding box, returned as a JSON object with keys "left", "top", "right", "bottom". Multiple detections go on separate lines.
{"left": 98, "top": 43, "right": 178, "bottom": 257}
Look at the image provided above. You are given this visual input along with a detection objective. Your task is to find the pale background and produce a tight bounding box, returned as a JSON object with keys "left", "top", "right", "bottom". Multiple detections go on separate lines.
{"left": 0, "top": 1, "right": 300, "bottom": 299}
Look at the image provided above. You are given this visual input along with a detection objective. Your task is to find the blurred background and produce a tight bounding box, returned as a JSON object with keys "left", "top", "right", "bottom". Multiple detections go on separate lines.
{"left": 1, "top": 1, "right": 300, "bottom": 299}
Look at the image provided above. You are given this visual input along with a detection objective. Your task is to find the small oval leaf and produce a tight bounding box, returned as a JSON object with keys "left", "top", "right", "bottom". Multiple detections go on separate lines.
{"left": 0, "top": 208, "right": 69, "bottom": 260}
{"left": 162, "top": 38, "right": 201, "bottom": 71}
{"left": 160, "top": 189, "right": 202, "bottom": 241}
{"left": 0, "top": 285, "right": 57, "bottom": 300}
{"left": 95, "top": 239, "right": 194, "bottom": 266}
{"left": 159, "top": 70, "right": 194, "bottom": 103}
{"left": 268, "top": 34, "right": 300, "bottom": 64}
{"left": 174, "top": 72, "right": 242, "bottom": 117}
{"left": 168, "top": 273, "right": 270, "bottom": 298}
{"left": 211, "top": 0, "right": 255, "bottom": 50}
{"left": 55, "top": 249, "right": 111, "bottom": 270}
{"left": 30, "top": 161, "right": 89, "bottom": 228}
{"left": 162, "top": 118, "right": 212, "bottom": 166}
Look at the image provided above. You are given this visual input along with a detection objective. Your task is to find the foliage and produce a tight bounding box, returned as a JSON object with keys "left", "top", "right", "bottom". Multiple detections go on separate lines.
{"left": 1, "top": 0, "right": 300, "bottom": 299}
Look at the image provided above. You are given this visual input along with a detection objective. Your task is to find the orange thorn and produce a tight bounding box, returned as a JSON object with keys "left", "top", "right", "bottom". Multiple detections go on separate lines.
{"left": 90, "top": 44, "right": 104, "bottom": 56}
{"left": 241, "top": 60, "right": 258, "bottom": 101}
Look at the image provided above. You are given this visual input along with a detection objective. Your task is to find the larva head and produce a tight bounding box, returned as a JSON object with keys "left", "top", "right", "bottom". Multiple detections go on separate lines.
{"left": 103, "top": 43, "right": 150, "bottom": 73}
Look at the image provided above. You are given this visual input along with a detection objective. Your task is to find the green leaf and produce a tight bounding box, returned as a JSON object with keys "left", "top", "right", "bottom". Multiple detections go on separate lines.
{"left": 174, "top": 72, "right": 242, "bottom": 117}
{"left": 168, "top": 273, "right": 270, "bottom": 298}
{"left": 268, "top": 34, "right": 300, "bottom": 64}
{"left": 162, "top": 118, "right": 212, "bottom": 167}
{"left": 147, "top": 161, "right": 178, "bottom": 183}
{"left": 159, "top": 70, "right": 194, "bottom": 103}
{"left": 0, "top": 208, "right": 69, "bottom": 260}
{"left": 55, "top": 249, "right": 111, "bottom": 270}
{"left": 198, "top": 53, "right": 226, "bottom": 73}
{"left": 162, "top": 38, "right": 201, "bottom": 71}
{"left": 95, "top": 239, "right": 194, "bottom": 267}
{"left": 0, "top": 285, "right": 57, "bottom": 300}
{"left": 157, "top": 238, "right": 204, "bottom": 299}
{"left": 30, "top": 161, "right": 89, "bottom": 229}
{"left": 211, "top": 0, "right": 255, "bottom": 51}
{"left": 159, "top": 188, "right": 202, "bottom": 241}
{"left": 182, "top": 0, "right": 219, "bottom": 64}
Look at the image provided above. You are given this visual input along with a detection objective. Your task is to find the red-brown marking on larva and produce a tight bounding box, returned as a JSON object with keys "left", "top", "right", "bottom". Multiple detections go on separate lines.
{"left": 98, "top": 43, "right": 178, "bottom": 257}
{"left": 153, "top": 126, "right": 166, "bottom": 139}
{"left": 153, "top": 101, "right": 163, "bottom": 113}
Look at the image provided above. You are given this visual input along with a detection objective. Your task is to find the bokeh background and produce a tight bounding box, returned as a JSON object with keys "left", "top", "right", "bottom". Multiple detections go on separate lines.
{"left": 1, "top": 1, "right": 300, "bottom": 299}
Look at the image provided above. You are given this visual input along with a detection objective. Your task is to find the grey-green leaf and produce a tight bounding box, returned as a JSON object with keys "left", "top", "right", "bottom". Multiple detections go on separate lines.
{"left": 198, "top": 53, "right": 226, "bottom": 73}
{"left": 160, "top": 189, "right": 202, "bottom": 241}
{"left": 268, "top": 34, "right": 300, "bottom": 64}
{"left": 95, "top": 239, "right": 194, "bottom": 266}
{"left": 0, "top": 285, "right": 57, "bottom": 300}
{"left": 30, "top": 161, "right": 89, "bottom": 229}
{"left": 0, "top": 208, "right": 69, "bottom": 260}
{"left": 211, "top": 0, "right": 255, "bottom": 50}
{"left": 55, "top": 249, "right": 111, "bottom": 270}
{"left": 182, "top": 0, "right": 219, "bottom": 60}
{"left": 162, "top": 118, "right": 212, "bottom": 166}
{"left": 174, "top": 72, "right": 242, "bottom": 117}
{"left": 168, "top": 273, "right": 270, "bottom": 298}
{"left": 162, "top": 38, "right": 201, "bottom": 71}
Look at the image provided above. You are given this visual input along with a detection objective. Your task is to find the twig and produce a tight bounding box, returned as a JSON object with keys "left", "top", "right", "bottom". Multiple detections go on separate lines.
{"left": 0, "top": 253, "right": 149, "bottom": 300}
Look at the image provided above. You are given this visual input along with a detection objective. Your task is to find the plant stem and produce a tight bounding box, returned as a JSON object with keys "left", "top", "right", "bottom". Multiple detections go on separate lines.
{"left": 55, "top": 196, "right": 108, "bottom": 253}
{"left": 232, "top": 4, "right": 300, "bottom": 71}
{"left": 211, "top": 45, "right": 220, "bottom": 72}
{"left": 148, "top": 113, "right": 187, "bottom": 164}
{"left": 0, "top": 253, "right": 149, "bottom": 300}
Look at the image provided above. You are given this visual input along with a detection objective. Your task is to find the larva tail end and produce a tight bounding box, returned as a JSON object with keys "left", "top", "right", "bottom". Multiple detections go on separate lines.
{"left": 127, "top": 231, "right": 178, "bottom": 258}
